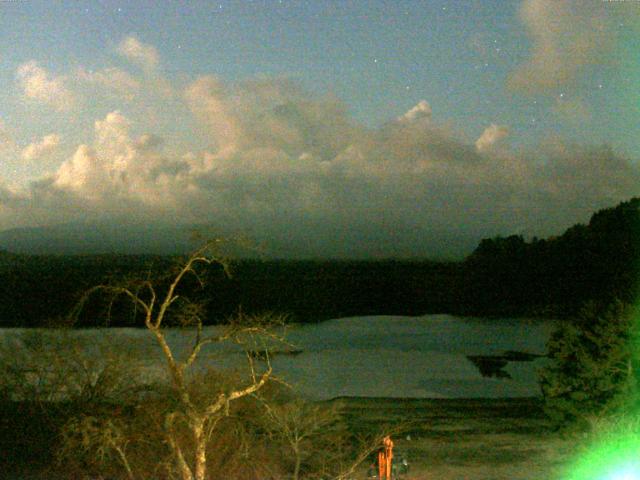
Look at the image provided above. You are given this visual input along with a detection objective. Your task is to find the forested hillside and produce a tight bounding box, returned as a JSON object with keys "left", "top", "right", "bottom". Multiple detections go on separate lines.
{"left": 0, "top": 197, "right": 638, "bottom": 327}
{"left": 459, "top": 197, "right": 640, "bottom": 317}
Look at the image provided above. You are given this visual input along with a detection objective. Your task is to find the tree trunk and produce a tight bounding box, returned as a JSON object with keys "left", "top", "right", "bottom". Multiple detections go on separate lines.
{"left": 293, "top": 444, "right": 301, "bottom": 480}
{"left": 194, "top": 421, "right": 207, "bottom": 480}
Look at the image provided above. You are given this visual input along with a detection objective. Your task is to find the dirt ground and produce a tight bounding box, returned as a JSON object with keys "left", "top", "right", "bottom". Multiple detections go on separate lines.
{"left": 338, "top": 397, "right": 578, "bottom": 480}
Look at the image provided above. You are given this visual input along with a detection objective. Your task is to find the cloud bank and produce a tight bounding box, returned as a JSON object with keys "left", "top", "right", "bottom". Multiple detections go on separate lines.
{"left": 1, "top": 75, "right": 637, "bottom": 257}
{"left": 2, "top": 28, "right": 639, "bottom": 258}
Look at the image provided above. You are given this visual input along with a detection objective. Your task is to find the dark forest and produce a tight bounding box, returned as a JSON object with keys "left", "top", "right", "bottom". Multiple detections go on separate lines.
{"left": 1, "top": 197, "right": 638, "bottom": 328}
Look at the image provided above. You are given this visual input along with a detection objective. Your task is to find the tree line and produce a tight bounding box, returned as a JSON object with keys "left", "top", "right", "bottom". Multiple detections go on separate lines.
{"left": 0, "top": 196, "right": 638, "bottom": 327}
{"left": 459, "top": 197, "right": 640, "bottom": 317}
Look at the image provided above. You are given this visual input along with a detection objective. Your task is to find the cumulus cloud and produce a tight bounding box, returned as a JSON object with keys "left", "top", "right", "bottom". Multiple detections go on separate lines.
{"left": 54, "top": 144, "right": 98, "bottom": 192}
{"left": 508, "top": 0, "right": 612, "bottom": 93}
{"left": 21, "top": 134, "right": 60, "bottom": 161}
{"left": 16, "top": 61, "right": 75, "bottom": 110}
{"left": 184, "top": 76, "right": 356, "bottom": 159}
{"left": 76, "top": 67, "right": 141, "bottom": 100}
{"left": 117, "top": 36, "right": 160, "bottom": 71}
{"left": 2, "top": 77, "right": 638, "bottom": 258}
{"left": 52, "top": 110, "right": 188, "bottom": 211}
{"left": 475, "top": 124, "right": 509, "bottom": 153}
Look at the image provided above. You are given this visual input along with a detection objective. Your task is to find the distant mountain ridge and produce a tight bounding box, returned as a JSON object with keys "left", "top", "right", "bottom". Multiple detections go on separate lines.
{"left": 0, "top": 223, "right": 200, "bottom": 255}
{"left": 0, "top": 221, "right": 479, "bottom": 259}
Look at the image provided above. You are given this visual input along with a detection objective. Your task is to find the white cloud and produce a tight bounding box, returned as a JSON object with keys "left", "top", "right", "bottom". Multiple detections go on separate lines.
{"left": 16, "top": 61, "right": 75, "bottom": 110}
{"left": 184, "top": 76, "right": 242, "bottom": 153}
{"left": 76, "top": 67, "right": 141, "bottom": 100}
{"left": 117, "top": 36, "right": 160, "bottom": 71}
{"left": 184, "top": 76, "right": 356, "bottom": 159}
{"left": 508, "top": 0, "right": 612, "bottom": 93}
{"left": 21, "top": 134, "right": 60, "bottom": 161}
{"left": 55, "top": 144, "right": 98, "bottom": 191}
{"left": 52, "top": 110, "right": 188, "bottom": 209}
{"left": 398, "top": 100, "right": 432, "bottom": 122}
{"left": 475, "top": 124, "right": 509, "bottom": 153}
{"left": 2, "top": 78, "right": 638, "bottom": 257}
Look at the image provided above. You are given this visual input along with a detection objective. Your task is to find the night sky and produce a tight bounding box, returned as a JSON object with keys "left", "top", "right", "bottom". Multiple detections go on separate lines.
{"left": 0, "top": 1, "right": 639, "bottom": 258}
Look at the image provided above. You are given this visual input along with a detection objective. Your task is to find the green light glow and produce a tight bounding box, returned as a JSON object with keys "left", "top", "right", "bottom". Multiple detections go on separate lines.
{"left": 563, "top": 435, "right": 640, "bottom": 480}
{"left": 561, "top": 297, "right": 640, "bottom": 480}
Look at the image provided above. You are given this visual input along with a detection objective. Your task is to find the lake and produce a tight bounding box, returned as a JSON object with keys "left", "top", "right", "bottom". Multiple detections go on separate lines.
{"left": 0, "top": 314, "right": 556, "bottom": 399}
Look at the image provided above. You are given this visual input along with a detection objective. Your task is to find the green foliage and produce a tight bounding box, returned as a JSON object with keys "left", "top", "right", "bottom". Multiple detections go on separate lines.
{"left": 538, "top": 300, "right": 639, "bottom": 428}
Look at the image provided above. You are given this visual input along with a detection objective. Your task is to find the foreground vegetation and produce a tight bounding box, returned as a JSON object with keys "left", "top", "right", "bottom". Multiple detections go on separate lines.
{"left": 1, "top": 197, "right": 640, "bottom": 478}
{"left": 0, "top": 396, "right": 579, "bottom": 480}
{"left": 0, "top": 241, "right": 385, "bottom": 480}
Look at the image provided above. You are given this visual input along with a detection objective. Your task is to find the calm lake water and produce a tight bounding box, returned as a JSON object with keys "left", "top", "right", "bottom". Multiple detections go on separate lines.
{"left": 0, "top": 315, "right": 556, "bottom": 399}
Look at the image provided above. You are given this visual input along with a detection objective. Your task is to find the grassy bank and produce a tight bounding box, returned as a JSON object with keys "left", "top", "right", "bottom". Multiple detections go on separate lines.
{"left": 336, "top": 397, "right": 576, "bottom": 479}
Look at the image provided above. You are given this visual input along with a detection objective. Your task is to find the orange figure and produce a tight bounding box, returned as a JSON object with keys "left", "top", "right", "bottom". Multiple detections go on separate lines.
{"left": 377, "top": 435, "right": 394, "bottom": 479}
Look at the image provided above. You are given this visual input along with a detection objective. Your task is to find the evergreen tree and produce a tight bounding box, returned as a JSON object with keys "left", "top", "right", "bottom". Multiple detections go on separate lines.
{"left": 538, "top": 299, "right": 639, "bottom": 427}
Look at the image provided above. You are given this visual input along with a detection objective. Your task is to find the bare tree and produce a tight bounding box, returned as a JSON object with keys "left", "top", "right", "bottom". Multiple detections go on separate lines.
{"left": 260, "top": 398, "right": 346, "bottom": 480}
{"left": 257, "top": 397, "right": 404, "bottom": 480}
{"left": 71, "top": 239, "right": 286, "bottom": 480}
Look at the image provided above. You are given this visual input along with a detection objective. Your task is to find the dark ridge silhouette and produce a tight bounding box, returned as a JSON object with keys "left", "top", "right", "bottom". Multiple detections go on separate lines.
{"left": 0, "top": 197, "right": 638, "bottom": 327}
